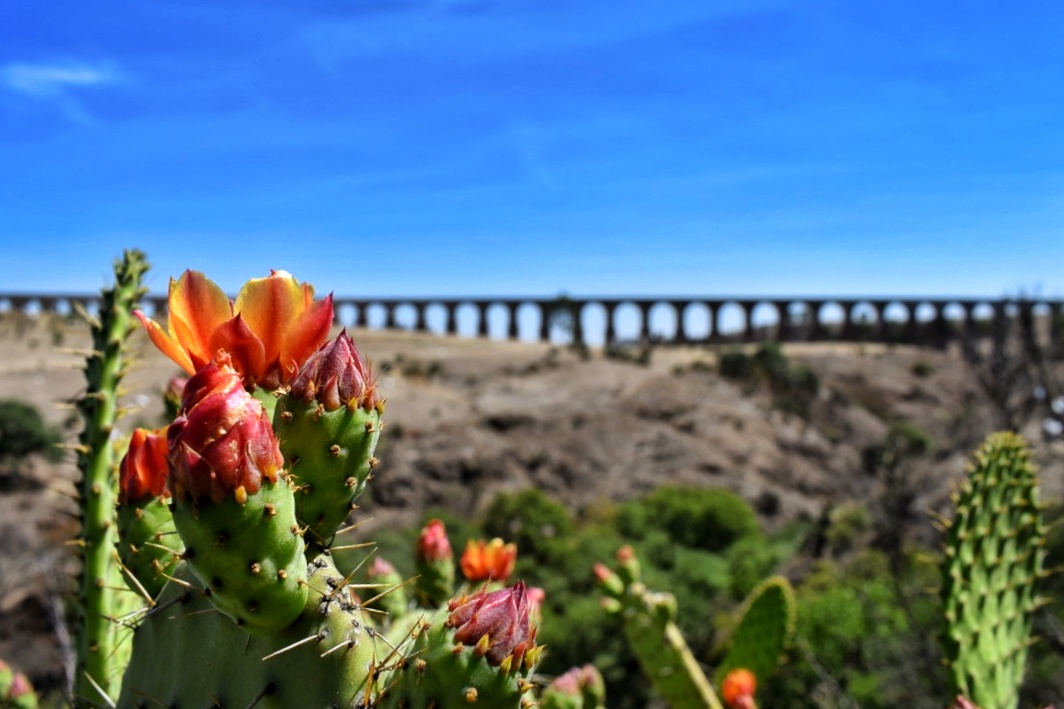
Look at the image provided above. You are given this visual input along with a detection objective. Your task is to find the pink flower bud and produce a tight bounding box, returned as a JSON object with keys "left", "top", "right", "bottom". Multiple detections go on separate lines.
{"left": 417, "top": 518, "right": 453, "bottom": 562}
{"left": 460, "top": 538, "right": 517, "bottom": 583}
{"left": 550, "top": 664, "right": 604, "bottom": 699}
{"left": 447, "top": 581, "right": 539, "bottom": 668}
{"left": 290, "top": 329, "right": 379, "bottom": 411}
{"left": 167, "top": 355, "right": 283, "bottom": 504}
{"left": 119, "top": 427, "right": 170, "bottom": 504}
{"left": 9, "top": 671, "right": 34, "bottom": 699}
{"left": 368, "top": 556, "right": 397, "bottom": 580}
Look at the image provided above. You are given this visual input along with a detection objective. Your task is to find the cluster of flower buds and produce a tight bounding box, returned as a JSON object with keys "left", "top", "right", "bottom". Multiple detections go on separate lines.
{"left": 447, "top": 581, "right": 541, "bottom": 672}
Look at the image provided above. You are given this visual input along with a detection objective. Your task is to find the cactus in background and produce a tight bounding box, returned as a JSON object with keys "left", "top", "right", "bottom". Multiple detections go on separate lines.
{"left": 714, "top": 576, "right": 796, "bottom": 690}
{"left": 71, "top": 249, "right": 149, "bottom": 705}
{"left": 0, "top": 660, "right": 39, "bottom": 709}
{"left": 416, "top": 518, "right": 456, "bottom": 607}
{"left": 940, "top": 431, "right": 1048, "bottom": 709}
{"left": 595, "top": 547, "right": 796, "bottom": 709}
{"left": 595, "top": 546, "right": 726, "bottom": 709}
{"left": 539, "top": 665, "right": 607, "bottom": 709}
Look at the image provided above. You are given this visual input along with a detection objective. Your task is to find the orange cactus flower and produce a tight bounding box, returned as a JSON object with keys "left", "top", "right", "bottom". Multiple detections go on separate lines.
{"left": 134, "top": 269, "right": 334, "bottom": 389}
{"left": 118, "top": 426, "right": 170, "bottom": 504}
{"left": 460, "top": 538, "right": 518, "bottom": 582}
{"left": 721, "top": 668, "right": 757, "bottom": 709}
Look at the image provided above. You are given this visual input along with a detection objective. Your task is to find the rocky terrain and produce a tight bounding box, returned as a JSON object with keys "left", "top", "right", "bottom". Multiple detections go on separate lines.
{"left": 1, "top": 314, "right": 1062, "bottom": 694}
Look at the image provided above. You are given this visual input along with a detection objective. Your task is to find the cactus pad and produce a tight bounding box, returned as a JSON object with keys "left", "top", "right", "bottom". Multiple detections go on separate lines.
{"left": 715, "top": 575, "right": 796, "bottom": 687}
{"left": 941, "top": 431, "right": 1047, "bottom": 709}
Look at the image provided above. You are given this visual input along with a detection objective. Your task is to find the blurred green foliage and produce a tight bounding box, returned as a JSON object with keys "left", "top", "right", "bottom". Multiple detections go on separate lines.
{"left": 0, "top": 399, "right": 62, "bottom": 483}
{"left": 719, "top": 343, "right": 820, "bottom": 416}
{"left": 355, "top": 483, "right": 1064, "bottom": 709}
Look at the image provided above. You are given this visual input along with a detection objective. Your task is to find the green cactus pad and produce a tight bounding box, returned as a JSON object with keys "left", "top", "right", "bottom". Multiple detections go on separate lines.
{"left": 118, "top": 557, "right": 386, "bottom": 708}
{"left": 941, "top": 431, "right": 1047, "bottom": 709}
{"left": 715, "top": 575, "right": 796, "bottom": 686}
{"left": 596, "top": 551, "right": 725, "bottom": 709}
{"left": 171, "top": 476, "right": 308, "bottom": 635}
{"left": 116, "top": 497, "right": 183, "bottom": 600}
{"left": 415, "top": 556, "right": 456, "bottom": 609}
{"left": 273, "top": 397, "right": 381, "bottom": 549}
{"left": 377, "top": 609, "right": 538, "bottom": 709}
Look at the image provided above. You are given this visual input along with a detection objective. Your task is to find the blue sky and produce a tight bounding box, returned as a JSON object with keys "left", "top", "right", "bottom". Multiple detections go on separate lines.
{"left": 2, "top": 1, "right": 1063, "bottom": 300}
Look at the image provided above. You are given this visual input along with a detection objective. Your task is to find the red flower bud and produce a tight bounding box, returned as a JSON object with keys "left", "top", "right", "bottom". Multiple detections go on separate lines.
{"left": 447, "top": 581, "right": 538, "bottom": 668}
{"left": 460, "top": 538, "right": 517, "bottom": 583}
{"left": 290, "top": 329, "right": 379, "bottom": 411}
{"left": 167, "top": 355, "right": 283, "bottom": 504}
{"left": 119, "top": 427, "right": 170, "bottom": 504}
{"left": 417, "top": 518, "right": 453, "bottom": 563}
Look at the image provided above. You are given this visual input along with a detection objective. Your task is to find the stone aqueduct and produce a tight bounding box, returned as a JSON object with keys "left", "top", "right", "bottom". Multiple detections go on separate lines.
{"left": 1, "top": 293, "right": 1061, "bottom": 348}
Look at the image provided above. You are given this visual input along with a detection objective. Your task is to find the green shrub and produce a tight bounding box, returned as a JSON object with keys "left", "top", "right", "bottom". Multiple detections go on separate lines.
{"left": 718, "top": 344, "right": 819, "bottom": 416}
{"left": 617, "top": 485, "right": 759, "bottom": 552}
{"left": 0, "top": 399, "right": 62, "bottom": 479}
{"left": 481, "top": 487, "right": 574, "bottom": 564}
{"left": 764, "top": 550, "right": 945, "bottom": 709}
{"left": 910, "top": 360, "right": 935, "bottom": 377}
{"left": 719, "top": 349, "right": 755, "bottom": 380}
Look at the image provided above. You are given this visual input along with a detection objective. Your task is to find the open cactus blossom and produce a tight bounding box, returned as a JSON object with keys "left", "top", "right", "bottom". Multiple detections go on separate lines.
{"left": 135, "top": 269, "right": 333, "bottom": 389}
{"left": 460, "top": 537, "right": 518, "bottom": 582}
{"left": 167, "top": 355, "right": 282, "bottom": 504}
{"left": 447, "top": 581, "right": 541, "bottom": 670}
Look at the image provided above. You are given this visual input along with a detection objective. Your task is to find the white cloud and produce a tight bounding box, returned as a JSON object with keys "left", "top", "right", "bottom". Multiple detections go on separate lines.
{"left": 1, "top": 61, "right": 120, "bottom": 96}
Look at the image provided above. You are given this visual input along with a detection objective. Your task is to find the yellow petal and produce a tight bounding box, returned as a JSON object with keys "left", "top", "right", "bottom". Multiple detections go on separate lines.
{"left": 234, "top": 271, "right": 305, "bottom": 367}
{"left": 280, "top": 293, "right": 334, "bottom": 381}
{"left": 167, "top": 271, "right": 234, "bottom": 370}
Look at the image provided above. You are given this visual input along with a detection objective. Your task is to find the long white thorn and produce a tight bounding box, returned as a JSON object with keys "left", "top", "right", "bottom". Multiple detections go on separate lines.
{"left": 262, "top": 633, "right": 323, "bottom": 661}
{"left": 81, "top": 671, "right": 117, "bottom": 709}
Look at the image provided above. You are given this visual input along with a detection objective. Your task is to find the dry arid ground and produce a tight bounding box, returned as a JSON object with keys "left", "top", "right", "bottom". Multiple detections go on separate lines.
{"left": 2, "top": 314, "right": 1062, "bottom": 694}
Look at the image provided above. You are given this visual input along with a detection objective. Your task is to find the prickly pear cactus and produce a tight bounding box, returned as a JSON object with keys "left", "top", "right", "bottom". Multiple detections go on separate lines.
{"left": 104, "top": 263, "right": 548, "bottom": 709}
{"left": 596, "top": 546, "right": 725, "bottom": 709}
{"left": 272, "top": 331, "right": 383, "bottom": 551}
{"left": 941, "top": 431, "right": 1047, "bottom": 709}
{"left": 72, "top": 249, "right": 150, "bottom": 704}
{"left": 715, "top": 575, "right": 796, "bottom": 688}
{"left": 118, "top": 557, "right": 384, "bottom": 708}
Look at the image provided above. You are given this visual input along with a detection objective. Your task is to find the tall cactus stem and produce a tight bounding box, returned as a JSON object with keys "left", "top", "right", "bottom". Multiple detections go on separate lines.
{"left": 940, "top": 431, "right": 1047, "bottom": 709}
{"left": 73, "top": 250, "right": 149, "bottom": 705}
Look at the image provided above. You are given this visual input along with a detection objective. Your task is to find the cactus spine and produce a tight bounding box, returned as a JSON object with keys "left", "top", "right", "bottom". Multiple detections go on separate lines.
{"left": 72, "top": 249, "right": 149, "bottom": 705}
{"left": 940, "top": 431, "right": 1047, "bottom": 709}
